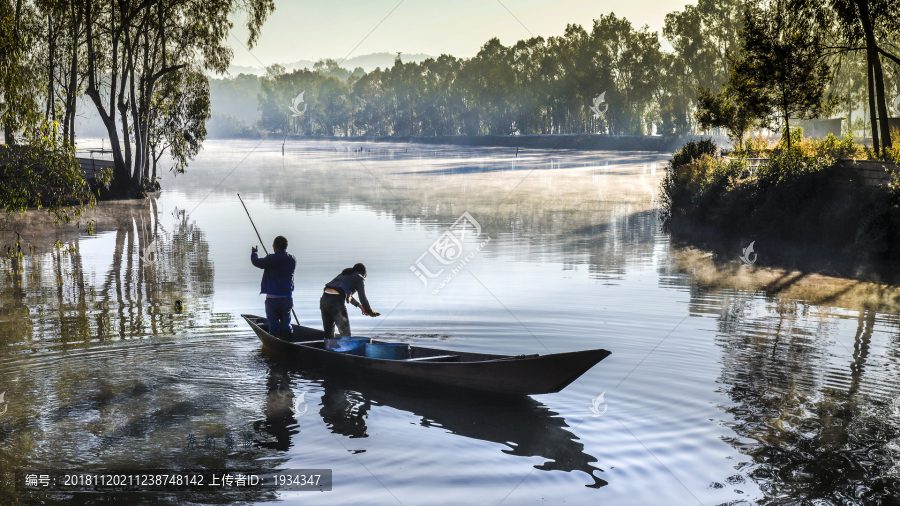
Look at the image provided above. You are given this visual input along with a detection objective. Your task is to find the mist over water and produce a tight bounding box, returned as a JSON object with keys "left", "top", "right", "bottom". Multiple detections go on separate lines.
{"left": 1, "top": 140, "right": 899, "bottom": 505}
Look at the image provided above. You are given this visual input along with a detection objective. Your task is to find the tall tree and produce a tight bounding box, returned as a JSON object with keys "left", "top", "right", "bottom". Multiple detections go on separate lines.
{"left": 663, "top": 0, "right": 744, "bottom": 132}
{"left": 695, "top": 84, "right": 767, "bottom": 151}
{"left": 731, "top": 0, "right": 834, "bottom": 151}
{"left": 83, "top": 0, "right": 274, "bottom": 195}
{"left": 821, "top": 0, "right": 900, "bottom": 152}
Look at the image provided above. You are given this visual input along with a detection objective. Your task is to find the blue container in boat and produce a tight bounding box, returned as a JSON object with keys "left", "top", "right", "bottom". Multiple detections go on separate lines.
{"left": 365, "top": 342, "right": 410, "bottom": 360}
{"left": 325, "top": 336, "right": 369, "bottom": 354}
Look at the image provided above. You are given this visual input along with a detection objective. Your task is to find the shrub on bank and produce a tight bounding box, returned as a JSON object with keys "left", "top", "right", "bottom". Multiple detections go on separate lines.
{"left": 732, "top": 128, "right": 898, "bottom": 162}
{"left": 660, "top": 138, "right": 900, "bottom": 261}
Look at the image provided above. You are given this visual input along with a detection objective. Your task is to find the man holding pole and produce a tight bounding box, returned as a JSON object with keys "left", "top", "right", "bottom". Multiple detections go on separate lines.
{"left": 251, "top": 236, "right": 297, "bottom": 339}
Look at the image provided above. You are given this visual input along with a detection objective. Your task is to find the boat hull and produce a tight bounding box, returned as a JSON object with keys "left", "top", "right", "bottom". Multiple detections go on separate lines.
{"left": 242, "top": 314, "right": 610, "bottom": 396}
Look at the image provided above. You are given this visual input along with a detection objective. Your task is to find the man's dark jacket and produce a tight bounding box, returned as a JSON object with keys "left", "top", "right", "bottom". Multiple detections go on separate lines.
{"left": 251, "top": 250, "right": 296, "bottom": 296}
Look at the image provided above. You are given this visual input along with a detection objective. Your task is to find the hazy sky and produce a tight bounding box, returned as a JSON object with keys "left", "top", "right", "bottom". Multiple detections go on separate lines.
{"left": 227, "top": 0, "right": 693, "bottom": 68}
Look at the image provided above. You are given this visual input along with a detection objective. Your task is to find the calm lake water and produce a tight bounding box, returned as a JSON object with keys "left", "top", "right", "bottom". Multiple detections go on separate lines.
{"left": 2, "top": 140, "right": 900, "bottom": 505}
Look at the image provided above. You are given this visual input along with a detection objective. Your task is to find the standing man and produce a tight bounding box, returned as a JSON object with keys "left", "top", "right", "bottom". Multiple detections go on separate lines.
{"left": 321, "top": 263, "right": 380, "bottom": 338}
{"left": 251, "top": 236, "right": 296, "bottom": 339}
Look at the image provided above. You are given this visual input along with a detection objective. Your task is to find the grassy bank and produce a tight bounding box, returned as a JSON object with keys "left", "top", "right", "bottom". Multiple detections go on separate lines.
{"left": 660, "top": 133, "right": 900, "bottom": 270}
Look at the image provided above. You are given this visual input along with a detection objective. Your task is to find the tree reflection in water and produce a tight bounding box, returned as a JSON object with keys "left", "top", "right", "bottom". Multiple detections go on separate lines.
{"left": 701, "top": 283, "right": 900, "bottom": 503}
{"left": 0, "top": 198, "right": 217, "bottom": 350}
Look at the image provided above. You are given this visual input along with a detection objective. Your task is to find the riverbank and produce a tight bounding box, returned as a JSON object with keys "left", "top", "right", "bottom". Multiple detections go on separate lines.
{"left": 660, "top": 139, "right": 900, "bottom": 281}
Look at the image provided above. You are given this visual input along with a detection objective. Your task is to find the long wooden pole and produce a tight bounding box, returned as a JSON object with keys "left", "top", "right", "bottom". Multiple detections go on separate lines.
{"left": 238, "top": 193, "right": 300, "bottom": 325}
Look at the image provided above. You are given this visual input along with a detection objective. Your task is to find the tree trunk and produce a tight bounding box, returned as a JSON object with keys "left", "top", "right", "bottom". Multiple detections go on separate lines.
{"left": 867, "top": 58, "right": 879, "bottom": 153}
{"left": 847, "top": 88, "right": 851, "bottom": 138}
{"left": 46, "top": 13, "right": 54, "bottom": 122}
{"left": 85, "top": 0, "right": 129, "bottom": 195}
{"left": 63, "top": 0, "right": 80, "bottom": 146}
{"left": 856, "top": 0, "right": 892, "bottom": 151}
{"left": 782, "top": 91, "right": 791, "bottom": 152}
{"left": 151, "top": 150, "right": 157, "bottom": 182}
{"left": 129, "top": 74, "right": 143, "bottom": 188}
{"left": 785, "top": 114, "right": 791, "bottom": 152}
{"left": 118, "top": 48, "right": 133, "bottom": 189}
{"left": 871, "top": 51, "right": 892, "bottom": 152}
{"left": 5, "top": 0, "right": 24, "bottom": 145}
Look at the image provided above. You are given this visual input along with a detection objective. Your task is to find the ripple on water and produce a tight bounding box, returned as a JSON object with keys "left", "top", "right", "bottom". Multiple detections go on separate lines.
{"left": 2, "top": 142, "right": 900, "bottom": 504}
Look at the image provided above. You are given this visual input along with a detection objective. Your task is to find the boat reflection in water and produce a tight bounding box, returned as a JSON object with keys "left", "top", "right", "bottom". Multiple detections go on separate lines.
{"left": 255, "top": 349, "right": 608, "bottom": 488}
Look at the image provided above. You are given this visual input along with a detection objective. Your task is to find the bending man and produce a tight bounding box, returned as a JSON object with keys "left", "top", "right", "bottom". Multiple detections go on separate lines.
{"left": 251, "top": 235, "right": 297, "bottom": 339}
{"left": 321, "top": 263, "right": 380, "bottom": 338}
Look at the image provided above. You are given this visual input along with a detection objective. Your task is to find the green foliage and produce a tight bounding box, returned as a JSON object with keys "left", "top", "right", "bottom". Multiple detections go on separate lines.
{"left": 0, "top": 0, "right": 108, "bottom": 223}
{"left": 76, "top": 0, "right": 276, "bottom": 193}
{"left": 662, "top": 0, "right": 743, "bottom": 98}
{"left": 258, "top": 65, "right": 349, "bottom": 135}
{"left": 890, "top": 128, "right": 900, "bottom": 164}
{"left": 772, "top": 126, "right": 805, "bottom": 155}
{"left": 729, "top": 1, "right": 835, "bottom": 151}
{"left": 810, "top": 133, "right": 857, "bottom": 159}
{"left": 148, "top": 67, "right": 211, "bottom": 180}
{"left": 731, "top": 131, "right": 871, "bottom": 160}
{"left": 660, "top": 139, "right": 726, "bottom": 225}
{"left": 252, "top": 14, "right": 691, "bottom": 137}
{"left": 663, "top": 0, "right": 744, "bottom": 135}
{"left": 0, "top": 0, "right": 41, "bottom": 143}
{"left": 208, "top": 73, "right": 261, "bottom": 127}
{"left": 695, "top": 85, "right": 764, "bottom": 150}
{"left": 753, "top": 149, "right": 834, "bottom": 188}
{"left": 671, "top": 138, "right": 719, "bottom": 167}
{"left": 660, "top": 135, "right": 900, "bottom": 261}
{"left": 0, "top": 123, "right": 109, "bottom": 223}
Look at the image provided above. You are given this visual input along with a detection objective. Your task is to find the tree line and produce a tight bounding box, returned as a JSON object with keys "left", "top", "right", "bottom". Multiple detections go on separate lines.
{"left": 234, "top": 0, "right": 897, "bottom": 154}
{"left": 2, "top": 0, "right": 899, "bottom": 204}
{"left": 248, "top": 4, "right": 743, "bottom": 139}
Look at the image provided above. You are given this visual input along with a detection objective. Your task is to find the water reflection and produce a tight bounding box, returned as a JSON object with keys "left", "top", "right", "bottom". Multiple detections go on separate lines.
{"left": 320, "top": 383, "right": 372, "bottom": 439}
{"left": 0, "top": 200, "right": 247, "bottom": 503}
{"left": 175, "top": 141, "right": 667, "bottom": 282}
{"left": 254, "top": 354, "right": 301, "bottom": 451}
{"left": 0, "top": 198, "right": 219, "bottom": 352}
{"left": 5, "top": 141, "right": 900, "bottom": 504}
{"left": 677, "top": 250, "right": 900, "bottom": 503}
{"left": 257, "top": 351, "right": 609, "bottom": 489}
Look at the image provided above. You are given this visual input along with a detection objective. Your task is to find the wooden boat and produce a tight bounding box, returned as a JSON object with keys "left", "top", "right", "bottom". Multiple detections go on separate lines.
{"left": 242, "top": 314, "right": 610, "bottom": 396}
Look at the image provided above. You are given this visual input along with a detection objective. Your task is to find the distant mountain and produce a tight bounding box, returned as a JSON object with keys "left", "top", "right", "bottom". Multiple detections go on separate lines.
{"left": 316, "top": 52, "right": 434, "bottom": 72}
{"left": 226, "top": 52, "right": 434, "bottom": 76}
